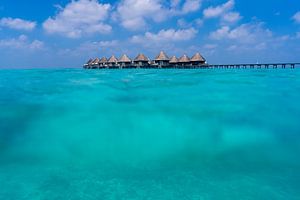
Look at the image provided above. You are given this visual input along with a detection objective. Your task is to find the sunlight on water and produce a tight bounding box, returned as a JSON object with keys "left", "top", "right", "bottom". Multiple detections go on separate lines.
{"left": 0, "top": 68, "right": 300, "bottom": 199}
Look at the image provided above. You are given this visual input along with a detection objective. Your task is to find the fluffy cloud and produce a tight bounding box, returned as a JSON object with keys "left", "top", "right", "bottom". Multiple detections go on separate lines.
{"left": 131, "top": 28, "right": 197, "bottom": 43}
{"left": 171, "top": 0, "right": 181, "bottom": 8}
{"left": 182, "top": 0, "right": 202, "bottom": 13}
{"left": 43, "top": 0, "right": 111, "bottom": 38}
{"left": 0, "top": 17, "right": 36, "bottom": 31}
{"left": 207, "top": 22, "right": 287, "bottom": 53}
{"left": 203, "top": 0, "right": 240, "bottom": 24}
{"left": 115, "top": 0, "right": 168, "bottom": 30}
{"left": 203, "top": 0, "right": 234, "bottom": 18}
{"left": 115, "top": 0, "right": 202, "bottom": 30}
{"left": 209, "top": 23, "right": 272, "bottom": 44}
{"left": 292, "top": 11, "right": 300, "bottom": 24}
{"left": 0, "top": 35, "right": 44, "bottom": 50}
{"left": 222, "top": 12, "right": 241, "bottom": 23}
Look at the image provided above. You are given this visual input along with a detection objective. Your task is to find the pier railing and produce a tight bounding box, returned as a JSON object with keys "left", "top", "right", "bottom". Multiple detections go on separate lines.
{"left": 208, "top": 63, "right": 300, "bottom": 69}
{"left": 84, "top": 63, "right": 300, "bottom": 69}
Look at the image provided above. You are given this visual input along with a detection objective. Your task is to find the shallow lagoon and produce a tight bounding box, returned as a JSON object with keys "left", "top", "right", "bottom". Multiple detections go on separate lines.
{"left": 0, "top": 68, "right": 300, "bottom": 199}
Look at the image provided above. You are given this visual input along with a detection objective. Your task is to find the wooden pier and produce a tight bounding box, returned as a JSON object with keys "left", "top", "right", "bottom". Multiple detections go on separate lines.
{"left": 208, "top": 63, "right": 300, "bottom": 69}
{"left": 84, "top": 52, "right": 299, "bottom": 69}
{"left": 84, "top": 62, "right": 300, "bottom": 69}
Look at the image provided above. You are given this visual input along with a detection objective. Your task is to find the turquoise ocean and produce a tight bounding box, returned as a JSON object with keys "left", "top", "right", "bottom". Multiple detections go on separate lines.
{"left": 0, "top": 68, "right": 300, "bottom": 199}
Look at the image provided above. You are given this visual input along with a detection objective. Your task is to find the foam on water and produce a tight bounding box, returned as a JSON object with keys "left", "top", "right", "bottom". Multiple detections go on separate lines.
{"left": 0, "top": 68, "right": 300, "bottom": 199}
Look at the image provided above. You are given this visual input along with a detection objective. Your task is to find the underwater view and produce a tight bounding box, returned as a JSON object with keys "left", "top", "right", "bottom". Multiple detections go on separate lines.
{"left": 0, "top": 68, "right": 300, "bottom": 199}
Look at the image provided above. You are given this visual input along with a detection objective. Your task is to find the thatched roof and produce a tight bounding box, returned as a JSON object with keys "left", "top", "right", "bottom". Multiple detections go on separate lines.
{"left": 119, "top": 54, "right": 131, "bottom": 63}
{"left": 191, "top": 52, "right": 206, "bottom": 62}
{"left": 86, "top": 58, "right": 93, "bottom": 65}
{"left": 155, "top": 51, "right": 169, "bottom": 61}
{"left": 108, "top": 55, "right": 118, "bottom": 63}
{"left": 169, "top": 56, "right": 178, "bottom": 63}
{"left": 92, "top": 58, "right": 100, "bottom": 64}
{"left": 178, "top": 54, "right": 190, "bottom": 63}
{"left": 99, "top": 57, "right": 107, "bottom": 63}
{"left": 134, "top": 53, "right": 149, "bottom": 62}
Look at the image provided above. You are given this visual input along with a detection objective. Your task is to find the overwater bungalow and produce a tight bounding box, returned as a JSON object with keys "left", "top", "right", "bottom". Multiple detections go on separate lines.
{"left": 99, "top": 57, "right": 108, "bottom": 68}
{"left": 84, "top": 58, "right": 93, "bottom": 68}
{"left": 118, "top": 54, "right": 132, "bottom": 68}
{"left": 84, "top": 51, "right": 209, "bottom": 69}
{"left": 178, "top": 54, "right": 191, "bottom": 68}
{"left": 134, "top": 53, "right": 149, "bottom": 68}
{"left": 169, "top": 56, "right": 179, "bottom": 68}
{"left": 154, "top": 51, "right": 170, "bottom": 68}
{"left": 108, "top": 55, "right": 118, "bottom": 68}
{"left": 190, "top": 52, "right": 206, "bottom": 66}
{"left": 91, "top": 58, "right": 100, "bottom": 69}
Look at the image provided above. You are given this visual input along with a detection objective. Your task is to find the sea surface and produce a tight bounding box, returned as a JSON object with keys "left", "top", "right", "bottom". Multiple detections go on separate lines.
{"left": 0, "top": 68, "right": 300, "bottom": 199}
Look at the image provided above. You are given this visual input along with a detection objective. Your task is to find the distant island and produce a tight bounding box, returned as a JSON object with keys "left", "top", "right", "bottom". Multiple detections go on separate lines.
{"left": 83, "top": 51, "right": 207, "bottom": 69}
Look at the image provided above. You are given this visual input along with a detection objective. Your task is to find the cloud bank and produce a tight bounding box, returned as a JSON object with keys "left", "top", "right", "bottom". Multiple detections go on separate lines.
{"left": 43, "top": 0, "right": 111, "bottom": 38}
{"left": 0, "top": 18, "right": 36, "bottom": 31}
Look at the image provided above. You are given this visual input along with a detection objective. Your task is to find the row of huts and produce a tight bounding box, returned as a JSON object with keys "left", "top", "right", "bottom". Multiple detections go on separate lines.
{"left": 84, "top": 51, "right": 207, "bottom": 69}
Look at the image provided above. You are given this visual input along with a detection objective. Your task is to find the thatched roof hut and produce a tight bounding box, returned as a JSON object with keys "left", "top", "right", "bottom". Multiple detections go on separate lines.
{"left": 191, "top": 53, "right": 206, "bottom": 63}
{"left": 155, "top": 51, "right": 170, "bottom": 61}
{"left": 92, "top": 58, "right": 100, "bottom": 64}
{"left": 83, "top": 51, "right": 207, "bottom": 69}
{"left": 84, "top": 58, "right": 94, "bottom": 68}
{"left": 178, "top": 54, "right": 190, "bottom": 63}
{"left": 119, "top": 54, "right": 131, "bottom": 63}
{"left": 86, "top": 58, "right": 93, "bottom": 65}
{"left": 134, "top": 53, "right": 149, "bottom": 62}
{"left": 134, "top": 53, "right": 149, "bottom": 67}
{"left": 99, "top": 57, "right": 108, "bottom": 64}
{"left": 169, "top": 56, "right": 178, "bottom": 64}
{"left": 108, "top": 55, "right": 118, "bottom": 63}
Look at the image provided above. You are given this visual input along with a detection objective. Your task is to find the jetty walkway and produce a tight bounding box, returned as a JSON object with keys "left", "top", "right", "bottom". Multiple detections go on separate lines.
{"left": 208, "top": 63, "right": 300, "bottom": 69}
{"left": 83, "top": 51, "right": 299, "bottom": 69}
{"left": 84, "top": 62, "right": 300, "bottom": 69}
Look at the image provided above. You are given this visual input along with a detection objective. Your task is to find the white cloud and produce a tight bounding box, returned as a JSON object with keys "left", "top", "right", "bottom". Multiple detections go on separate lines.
{"left": 131, "top": 28, "right": 197, "bottom": 43}
{"left": 177, "top": 17, "right": 203, "bottom": 28}
{"left": 115, "top": 0, "right": 168, "bottom": 30}
{"left": 209, "top": 23, "right": 272, "bottom": 44}
{"left": 0, "top": 35, "right": 44, "bottom": 50}
{"left": 115, "top": 0, "right": 202, "bottom": 30}
{"left": 207, "top": 22, "right": 287, "bottom": 53}
{"left": 171, "top": 0, "right": 181, "bottom": 8}
{"left": 222, "top": 12, "right": 241, "bottom": 23}
{"left": 203, "top": 0, "right": 234, "bottom": 19}
{"left": 203, "top": 0, "right": 240, "bottom": 24}
{"left": 0, "top": 17, "right": 36, "bottom": 31}
{"left": 182, "top": 0, "right": 202, "bottom": 13}
{"left": 292, "top": 11, "right": 300, "bottom": 24}
{"left": 177, "top": 18, "right": 188, "bottom": 28}
{"left": 43, "top": 0, "right": 111, "bottom": 38}
{"left": 210, "top": 26, "right": 230, "bottom": 40}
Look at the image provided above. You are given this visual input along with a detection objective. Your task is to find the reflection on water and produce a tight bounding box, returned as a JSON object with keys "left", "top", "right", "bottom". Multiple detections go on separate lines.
{"left": 0, "top": 68, "right": 300, "bottom": 199}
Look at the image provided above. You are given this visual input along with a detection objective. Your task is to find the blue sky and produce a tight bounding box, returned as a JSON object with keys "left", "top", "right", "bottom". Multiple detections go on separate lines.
{"left": 0, "top": 0, "right": 300, "bottom": 68}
